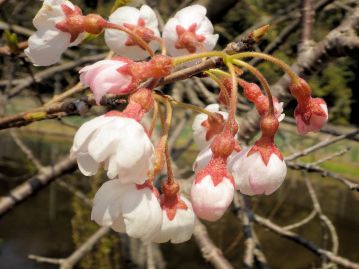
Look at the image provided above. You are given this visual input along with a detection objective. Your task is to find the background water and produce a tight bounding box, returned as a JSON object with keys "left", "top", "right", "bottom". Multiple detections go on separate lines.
{"left": 0, "top": 130, "right": 358, "bottom": 269}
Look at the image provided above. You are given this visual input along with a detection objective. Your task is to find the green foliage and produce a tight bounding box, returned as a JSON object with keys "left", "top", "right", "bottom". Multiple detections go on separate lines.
{"left": 3, "top": 30, "right": 19, "bottom": 53}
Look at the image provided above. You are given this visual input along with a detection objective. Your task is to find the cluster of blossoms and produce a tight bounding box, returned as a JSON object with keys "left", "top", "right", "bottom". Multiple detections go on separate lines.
{"left": 27, "top": 0, "right": 328, "bottom": 243}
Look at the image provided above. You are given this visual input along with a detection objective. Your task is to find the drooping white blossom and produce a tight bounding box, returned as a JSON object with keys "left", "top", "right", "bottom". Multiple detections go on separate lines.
{"left": 162, "top": 5, "right": 218, "bottom": 57}
{"left": 105, "top": 5, "right": 160, "bottom": 60}
{"left": 151, "top": 196, "right": 195, "bottom": 244}
{"left": 71, "top": 114, "right": 154, "bottom": 184}
{"left": 91, "top": 180, "right": 162, "bottom": 241}
{"left": 25, "top": 0, "right": 84, "bottom": 66}
{"left": 295, "top": 99, "right": 328, "bottom": 135}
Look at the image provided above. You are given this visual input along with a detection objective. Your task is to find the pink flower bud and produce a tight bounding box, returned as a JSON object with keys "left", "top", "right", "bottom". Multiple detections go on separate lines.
{"left": 191, "top": 158, "right": 235, "bottom": 221}
{"left": 79, "top": 58, "right": 135, "bottom": 104}
{"left": 228, "top": 147, "right": 287, "bottom": 196}
{"left": 25, "top": 0, "right": 85, "bottom": 66}
{"left": 295, "top": 98, "right": 328, "bottom": 135}
{"left": 163, "top": 5, "right": 218, "bottom": 57}
{"left": 105, "top": 5, "right": 160, "bottom": 60}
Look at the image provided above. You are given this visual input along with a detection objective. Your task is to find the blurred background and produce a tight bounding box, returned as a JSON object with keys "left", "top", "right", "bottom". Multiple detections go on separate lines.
{"left": 0, "top": 0, "right": 358, "bottom": 269}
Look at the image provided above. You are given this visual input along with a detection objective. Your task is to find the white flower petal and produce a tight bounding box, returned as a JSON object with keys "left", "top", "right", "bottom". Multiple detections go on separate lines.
{"left": 76, "top": 152, "right": 99, "bottom": 176}
{"left": 121, "top": 185, "right": 162, "bottom": 241}
{"left": 105, "top": 5, "right": 160, "bottom": 60}
{"left": 72, "top": 116, "right": 154, "bottom": 183}
{"left": 191, "top": 175, "right": 234, "bottom": 221}
{"left": 230, "top": 149, "right": 287, "bottom": 195}
{"left": 175, "top": 5, "right": 207, "bottom": 28}
{"left": 25, "top": 29, "right": 70, "bottom": 66}
{"left": 91, "top": 180, "right": 125, "bottom": 226}
{"left": 152, "top": 197, "right": 195, "bottom": 244}
{"left": 139, "top": 5, "right": 159, "bottom": 29}
{"left": 71, "top": 115, "right": 113, "bottom": 152}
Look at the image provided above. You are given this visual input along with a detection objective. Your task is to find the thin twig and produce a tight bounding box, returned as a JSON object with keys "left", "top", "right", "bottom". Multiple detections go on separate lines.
{"left": 29, "top": 227, "right": 110, "bottom": 269}
{"left": 285, "top": 130, "right": 359, "bottom": 161}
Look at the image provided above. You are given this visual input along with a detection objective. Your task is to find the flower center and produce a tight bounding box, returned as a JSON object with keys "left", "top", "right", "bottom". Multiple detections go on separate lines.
{"left": 123, "top": 18, "right": 155, "bottom": 46}
{"left": 175, "top": 23, "right": 205, "bottom": 53}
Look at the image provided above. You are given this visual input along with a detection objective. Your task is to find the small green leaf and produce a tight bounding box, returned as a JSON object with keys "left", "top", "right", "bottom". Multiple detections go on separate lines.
{"left": 4, "top": 30, "right": 19, "bottom": 53}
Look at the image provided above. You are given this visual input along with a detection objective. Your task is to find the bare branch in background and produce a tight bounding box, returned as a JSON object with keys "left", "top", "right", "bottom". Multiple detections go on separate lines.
{"left": 253, "top": 214, "right": 359, "bottom": 269}
{"left": 237, "top": 3, "right": 359, "bottom": 140}
{"left": 300, "top": 0, "right": 315, "bottom": 48}
{"left": 285, "top": 129, "right": 359, "bottom": 161}
{"left": 287, "top": 161, "right": 359, "bottom": 191}
{"left": 193, "top": 220, "right": 234, "bottom": 269}
{"left": 0, "top": 157, "right": 77, "bottom": 217}
{"left": 29, "top": 227, "right": 111, "bottom": 269}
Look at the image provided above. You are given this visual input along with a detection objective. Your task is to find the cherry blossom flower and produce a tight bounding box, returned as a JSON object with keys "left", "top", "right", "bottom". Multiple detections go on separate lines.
{"left": 289, "top": 78, "right": 328, "bottom": 134}
{"left": 25, "top": 0, "right": 85, "bottom": 66}
{"left": 191, "top": 157, "right": 235, "bottom": 221}
{"left": 192, "top": 104, "right": 227, "bottom": 150}
{"left": 70, "top": 113, "right": 154, "bottom": 184}
{"left": 162, "top": 5, "right": 218, "bottom": 56}
{"left": 228, "top": 147, "right": 287, "bottom": 196}
{"left": 91, "top": 180, "right": 162, "bottom": 241}
{"left": 79, "top": 58, "right": 134, "bottom": 104}
{"left": 295, "top": 98, "right": 328, "bottom": 135}
{"left": 152, "top": 195, "right": 195, "bottom": 244}
{"left": 105, "top": 5, "right": 160, "bottom": 60}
